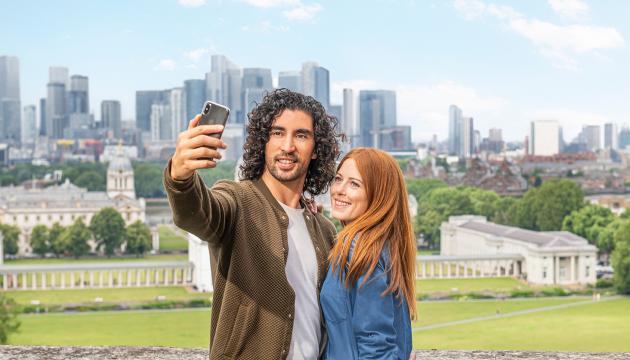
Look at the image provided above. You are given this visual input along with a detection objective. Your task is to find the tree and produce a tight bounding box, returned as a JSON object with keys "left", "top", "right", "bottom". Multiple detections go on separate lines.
{"left": 0, "top": 294, "right": 20, "bottom": 344}
{"left": 532, "top": 179, "right": 584, "bottom": 231}
{"left": 492, "top": 196, "right": 519, "bottom": 225}
{"left": 133, "top": 162, "right": 166, "bottom": 198}
{"left": 598, "top": 219, "right": 626, "bottom": 257}
{"left": 510, "top": 179, "right": 584, "bottom": 231}
{"left": 415, "top": 187, "right": 474, "bottom": 248}
{"left": 90, "top": 207, "right": 126, "bottom": 257}
{"left": 125, "top": 221, "right": 152, "bottom": 257}
{"left": 74, "top": 170, "right": 105, "bottom": 191}
{"left": 562, "top": 204, "right": 615, "bottom": 247}
{"left": 0, "top": 224, "right": 20, "bottom": 256}
{"left": 461, "top": 187, "right": 500, "bottom": 220}
{"left": 61, "top": 219, "right": 91, "bottom": 259}
{"left": 29, "top": 225, "right": 50, "bottom": 258}
{"left": 48, "top": 223, "right": 66, "bottom": 258}
{"left": 405, "top": 178, "right": 447, "bottom": 203}
{"left": 612, "top": 220, "right": 630, "bottom": 294}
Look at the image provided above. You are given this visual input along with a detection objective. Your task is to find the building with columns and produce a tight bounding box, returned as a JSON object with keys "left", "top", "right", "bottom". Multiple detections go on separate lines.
{"left": 0, "top": 155, "right": 145, "bottom": 255}
{"left": 440, "top": 216, "right": 597, "bottom": 285}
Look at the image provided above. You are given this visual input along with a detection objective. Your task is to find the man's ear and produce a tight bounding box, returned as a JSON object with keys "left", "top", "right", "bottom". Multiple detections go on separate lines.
{"left": 311, "top": 151, "right": 317, "bottom": 160}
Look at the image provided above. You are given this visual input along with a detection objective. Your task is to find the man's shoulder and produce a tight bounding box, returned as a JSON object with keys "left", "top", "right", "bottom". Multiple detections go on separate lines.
{"left": 212, "top": 179, "right": 260, "bottom": 200}
{"left": 312, "top": 211, "right": 337, "bottom": 237}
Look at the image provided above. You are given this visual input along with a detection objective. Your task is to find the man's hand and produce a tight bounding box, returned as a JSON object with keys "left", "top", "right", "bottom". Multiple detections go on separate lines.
{"left": 170, "top": 114, "right": 228, "bottom": 181}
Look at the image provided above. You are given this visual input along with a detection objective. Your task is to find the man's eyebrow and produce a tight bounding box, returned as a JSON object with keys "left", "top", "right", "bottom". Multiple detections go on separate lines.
{"left": 296, "top": 128, "right": 313, "bottom": 135}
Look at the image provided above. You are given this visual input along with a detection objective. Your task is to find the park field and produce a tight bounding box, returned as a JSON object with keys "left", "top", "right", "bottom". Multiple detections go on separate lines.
{"left": 9, "top": 296, "right": 630, "bottom": 352}
{"left": 4, "top": 286, "right": 210, "bottom": 305}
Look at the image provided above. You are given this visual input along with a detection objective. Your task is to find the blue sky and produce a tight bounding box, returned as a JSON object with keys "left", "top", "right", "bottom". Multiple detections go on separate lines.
{"left": 2, "top": 0, "right": 629, "bottom": 142}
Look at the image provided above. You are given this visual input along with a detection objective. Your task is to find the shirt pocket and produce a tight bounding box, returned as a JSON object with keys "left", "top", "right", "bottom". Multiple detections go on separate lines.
{"left": 321, "top": 274, "right": 351, "bottom": 324}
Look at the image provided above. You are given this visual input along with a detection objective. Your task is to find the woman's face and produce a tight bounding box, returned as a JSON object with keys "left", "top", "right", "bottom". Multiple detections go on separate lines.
{"left": 330, "top": 159, "right": 369, "bottom": 224}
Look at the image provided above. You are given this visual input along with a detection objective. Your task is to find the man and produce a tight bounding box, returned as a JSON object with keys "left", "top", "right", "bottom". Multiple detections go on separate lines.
{"left": 164, "top": 89, "right": 340, "bottom": 359}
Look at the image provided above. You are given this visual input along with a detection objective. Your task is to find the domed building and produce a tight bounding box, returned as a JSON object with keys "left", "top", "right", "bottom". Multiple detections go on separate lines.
{"left": 107, "top": 155, "right": 136, "bottom": 200}
{"left": 0, "top": 154, "right": 146, "bottom": 255}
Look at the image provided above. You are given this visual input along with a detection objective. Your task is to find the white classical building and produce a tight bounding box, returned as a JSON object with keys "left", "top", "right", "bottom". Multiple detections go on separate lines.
{"left": 188, "top": 233, "right": 213, "bottom": 292}
{"left": 440, "top": 216, "right": 597, "bottom": 285}
{"left": 0, "top": 155, "right": 145, "bottom": 255}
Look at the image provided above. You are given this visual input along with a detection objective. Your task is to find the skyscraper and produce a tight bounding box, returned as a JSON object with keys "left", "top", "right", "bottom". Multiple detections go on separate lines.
{"left": 448, "top": 105, "right": 463, "bottom": 155}
{"left": 329, "top": 105, "right": 342, "bottom": 125}
{"left": 49, "top": 67, "right": 69, "bottom": 88}
{"left": 136, "top": 90, "right": 166, "bottom": 132}
{"left": 66, "top": 75, "right": 91, "bottom": 138}
{"left": 39, "top": 98, "right": 46, "bottom": 136}
{"left": 68, "top": 75, "right": 89, "bottom": 114}
{"left": 46, "top": 82, "right": 67, "bottom": 138}
{"left": 206, "top": 55, "right": 242, "bottom": 122}
{"left": 169, "top": 88, "right": 185, "bottom": 139}
{"left": 278, "top": 71, "right": 301, "bottom": 92}
{"left": 359, "top": 90, "right": 396, "bottom": 148}
{"left": 150, "top": 103, "right": 171, "bottom": 141}
{"left": 301, "top": 62, "right": 329, "bottom": 110}
{"left": 21, "top": 105, "right": 36, "bottom": 144}
{"left": 184, "top": 79, "right": 206, "bottom": 123}
{"left": 101, "top": 100, "right": 122, "bottom": 139}
{"left": 342, "top": 89, "right": 355, "bottom": 146}
{"left": 461, "top": 117, "right": 474, "bottom": 157}
{"left": 242, "top": 68, "right": 273, "bottom": 90}
{"left": 530, "top": 120, "right": 560, "bottom": 156}
{"left": 582, "top": 125, "right": 601, "bottom": 151}
{"left": 0, "top": 56, "right": 21, "bottom": 143}
{"left": 604, "top": 123, "right": 618, "bottom": 150}
{"left": 241, "top": 68, "right": 272, "bottom": 122}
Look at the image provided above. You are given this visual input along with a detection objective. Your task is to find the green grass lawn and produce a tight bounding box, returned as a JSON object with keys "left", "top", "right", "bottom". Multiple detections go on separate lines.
{"left": 11, "top": 296, "right": 627, "bottom": 352}
{"left": 4, "top": 254, "right": 188, "bottom": 266}
{"left": 416, "top": 277, "right": 531, "bottom": 294}
{"left": 158, "top": 225, "right": 188, "bottom": 252}
{"left": 413, "top": 297, "right": 630, "bottom": 352}
{"left": 10, "top": 309, "right": 211, "bottom": 348}
{"left": 413, "top": 297, "right": 583, "bottom": 327}
{"left": 4, "top": 286, "right": 211, "bottom": 305}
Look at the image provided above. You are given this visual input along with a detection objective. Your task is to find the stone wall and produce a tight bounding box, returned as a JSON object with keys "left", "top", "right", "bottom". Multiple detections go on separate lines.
{"left": 1, "top": 347, "right": 629, "bottom": 360}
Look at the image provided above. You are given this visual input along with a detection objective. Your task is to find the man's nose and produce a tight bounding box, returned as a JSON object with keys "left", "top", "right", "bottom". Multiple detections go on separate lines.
{"left": 280, "top": 135, "right": 296, "bottom": 152}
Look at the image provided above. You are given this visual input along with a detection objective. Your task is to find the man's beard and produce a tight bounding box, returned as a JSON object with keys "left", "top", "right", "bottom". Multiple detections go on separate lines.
{"left": 266, "top": 152, "right": 310, "bottom": 183}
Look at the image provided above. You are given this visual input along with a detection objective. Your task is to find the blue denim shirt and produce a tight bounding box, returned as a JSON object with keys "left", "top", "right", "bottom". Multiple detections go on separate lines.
{"left": 320, "top": 243, "right": 412, "bottom": 360}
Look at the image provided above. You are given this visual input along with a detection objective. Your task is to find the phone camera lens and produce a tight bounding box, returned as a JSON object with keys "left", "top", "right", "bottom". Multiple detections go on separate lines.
{"left": 204, "top": 104, "right": 210, "bottom": 114}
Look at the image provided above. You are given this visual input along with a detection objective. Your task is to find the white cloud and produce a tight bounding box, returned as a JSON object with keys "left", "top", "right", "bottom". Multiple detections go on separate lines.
{"left": 453, "top": 0, "right": 486, "bottom": 20}
{"left": 243, "top": 0, "right": 299, "bottom": 8}
{"left": 452, "top": 0, "right": 624, "bottom": 70}
{"left": 241, "top": 21, "right": 290, "bottom": 32}
{"left": 178, "top": 0, "right": 207, "bottom": 7}
{"left": 184, "top": 48, "right": 210, "bottom": 62}
{"left": 283, "top": 3, "right": 323, "bottom": 22}
{"left": 548, "top": 0, "right": 589, "bottom": 20}
{"left": 153, "top": 59, "right": 177, "bottom": 71}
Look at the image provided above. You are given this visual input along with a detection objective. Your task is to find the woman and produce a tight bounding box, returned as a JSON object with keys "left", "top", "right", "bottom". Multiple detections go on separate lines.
{"left": 321, "top": 147, "right": 416, "bottom": 359}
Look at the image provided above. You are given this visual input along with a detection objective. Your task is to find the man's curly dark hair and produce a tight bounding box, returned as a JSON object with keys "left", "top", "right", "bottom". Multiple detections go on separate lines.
{"left": 239, "top": 88, "right": 340, "bottom": 196}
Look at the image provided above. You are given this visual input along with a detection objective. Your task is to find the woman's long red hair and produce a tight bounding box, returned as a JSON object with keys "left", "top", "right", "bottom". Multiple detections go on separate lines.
{"left": 329, "top": 147, "right": 416, "bottom": 319}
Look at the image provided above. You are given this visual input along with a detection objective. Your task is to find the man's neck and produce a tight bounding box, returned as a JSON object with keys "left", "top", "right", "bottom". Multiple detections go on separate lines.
{"left": 261, "top": 170, "right": 305, "bottom": 209}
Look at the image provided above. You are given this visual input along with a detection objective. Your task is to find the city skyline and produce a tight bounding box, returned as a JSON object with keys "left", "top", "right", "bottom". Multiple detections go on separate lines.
{"left": 2, "top": 0, "right": 630, "bottom": 142}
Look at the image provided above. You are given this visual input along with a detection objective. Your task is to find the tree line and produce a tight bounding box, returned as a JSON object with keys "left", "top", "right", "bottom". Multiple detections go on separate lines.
{"left": 2, "top": 208, "right": 152, "bottom": 259}
{"left": 0, "top": 160, "right": 236, "bottom": 198}
{"left": 408, "top": 177, "right": 630, "bottom": 294}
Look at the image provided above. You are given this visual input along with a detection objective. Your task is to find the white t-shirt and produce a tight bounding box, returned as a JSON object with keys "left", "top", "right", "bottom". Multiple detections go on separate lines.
{"left": 279, "top": 201, "right": 321, "bottom": 360}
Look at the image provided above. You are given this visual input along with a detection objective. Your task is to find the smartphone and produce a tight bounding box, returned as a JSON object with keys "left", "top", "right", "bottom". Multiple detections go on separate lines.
{"left": 199, "top": 100, "right": 230, "bottom": 139}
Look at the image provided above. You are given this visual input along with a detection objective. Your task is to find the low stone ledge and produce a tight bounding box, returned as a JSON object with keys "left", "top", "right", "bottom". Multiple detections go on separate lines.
{"left": 1, "top": 347, "right": 629, "bottom": 359}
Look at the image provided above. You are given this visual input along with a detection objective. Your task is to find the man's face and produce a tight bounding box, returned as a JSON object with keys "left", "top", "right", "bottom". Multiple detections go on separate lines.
{"left": 264, "top": 109, "right": 316, "bottom": 184}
